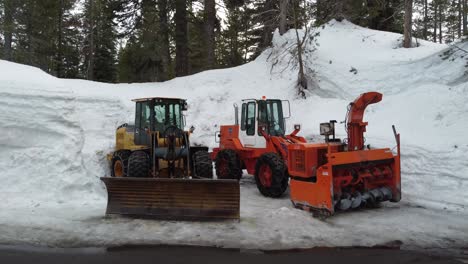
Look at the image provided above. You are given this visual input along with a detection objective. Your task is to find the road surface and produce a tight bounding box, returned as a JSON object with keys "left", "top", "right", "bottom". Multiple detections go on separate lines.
{"left": 0, "top": 245, "right": 466, "bottom": 264}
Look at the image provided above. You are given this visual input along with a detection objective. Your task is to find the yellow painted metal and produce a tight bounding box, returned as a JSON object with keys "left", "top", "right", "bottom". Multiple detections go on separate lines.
{"left": 115, "top": 127, "right": 146, "bottom": 151}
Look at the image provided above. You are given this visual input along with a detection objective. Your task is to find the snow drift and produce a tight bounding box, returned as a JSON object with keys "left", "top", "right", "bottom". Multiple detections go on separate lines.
{"left": 0, "top": 20, "right": 467, "bottom": 252}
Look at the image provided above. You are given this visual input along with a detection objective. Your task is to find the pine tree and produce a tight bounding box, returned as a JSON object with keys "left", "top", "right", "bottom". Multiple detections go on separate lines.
{"left": 2, "top": 0, "right": 14, "bottom": 61}
{"left": 175, "top": 0, "right": 189, "bottom": 76}
{"left": 203, "top": 0, "right": 217, "bottom": 69}
{"left": 83, "top": 0, "right": 118, "bottom": 82}
{"left": 1, "top": 0, "right": 80, "bottom": 77}
{"left": 158, "top": 0, "right": 170, "bottom": 81}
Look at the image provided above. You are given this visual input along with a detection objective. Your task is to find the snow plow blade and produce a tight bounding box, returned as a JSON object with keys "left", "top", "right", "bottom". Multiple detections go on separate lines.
{"left": 100, "top": 177, "right": 240, "bottom": 221}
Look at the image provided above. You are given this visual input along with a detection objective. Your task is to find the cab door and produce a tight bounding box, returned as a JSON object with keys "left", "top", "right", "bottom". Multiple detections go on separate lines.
{"left": 134, "top": 101, "right": 152, "bottom": 146}
{"left": 239, "top": 101, "right": 266, "bottom": 148}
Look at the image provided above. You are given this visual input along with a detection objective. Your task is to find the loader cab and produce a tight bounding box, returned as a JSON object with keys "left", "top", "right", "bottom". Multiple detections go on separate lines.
{"left": 133, "top": 97, "right": 187, "bottom": 146}
{"left": 238, "top": 98, "right": 289, "bottom": 148}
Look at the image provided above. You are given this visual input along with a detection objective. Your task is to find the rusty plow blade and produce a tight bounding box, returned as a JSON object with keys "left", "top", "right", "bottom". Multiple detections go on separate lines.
{"left": 100, "top": 177, "right": 240, "bottom": 221}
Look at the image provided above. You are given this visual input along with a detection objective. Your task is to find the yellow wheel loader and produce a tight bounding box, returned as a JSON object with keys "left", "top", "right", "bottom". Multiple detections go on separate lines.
{"left": 101, "top": 97, "right": 240, "bottom": 220}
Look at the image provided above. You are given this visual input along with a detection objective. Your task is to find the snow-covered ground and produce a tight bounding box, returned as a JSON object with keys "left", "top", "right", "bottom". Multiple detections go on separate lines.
{"left": 0, "top": 20, "right": 467, "bottom": 252}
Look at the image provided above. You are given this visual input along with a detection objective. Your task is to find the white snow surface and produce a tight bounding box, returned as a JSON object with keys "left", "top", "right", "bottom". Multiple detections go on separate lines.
{"left": 0, "top": 20, "right": 467, "bottom": 252}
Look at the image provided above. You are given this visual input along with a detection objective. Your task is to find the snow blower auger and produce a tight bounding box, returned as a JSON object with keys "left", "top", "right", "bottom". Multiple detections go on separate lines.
{"left": 288, "top": 92, "right": 401, "bottom": 218}
{"left": 212, "top": 97, "right": 307, "bottom": 198}
{"left": 101, "top": 97, "right": 239, "bottom": 221}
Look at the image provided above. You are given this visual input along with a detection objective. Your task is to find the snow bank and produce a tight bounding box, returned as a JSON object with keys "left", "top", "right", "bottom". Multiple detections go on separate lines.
{"left": 0, "top": 20, "right": 467, "bottom": 252}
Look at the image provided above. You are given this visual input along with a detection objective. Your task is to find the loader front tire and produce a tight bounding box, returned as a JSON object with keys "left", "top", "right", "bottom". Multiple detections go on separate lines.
{"left": 193, "top": 150, "right": 213, "bottom": 179}
{"left": 215, "top": 149, "right": 242, "bottom": 180}
{"left": 254, "top": 153, "right": 288, "bottom": 198}
{"left": 111, "top": 150, "right": 131, "bottom": 177}
{"left": 127, "top": 151, "right": 150, "bottom": 178}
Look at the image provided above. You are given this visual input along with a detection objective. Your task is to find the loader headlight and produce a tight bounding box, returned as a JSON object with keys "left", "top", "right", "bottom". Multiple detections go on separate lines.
{"left": 294, "top": 124, "right": 301, "bottom": 130}
{"left": 320, "top": 123, "right": 333, "bottom": 136}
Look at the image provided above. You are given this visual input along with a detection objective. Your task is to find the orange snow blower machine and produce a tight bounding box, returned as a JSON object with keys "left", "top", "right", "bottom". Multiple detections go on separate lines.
{"left": 288, "top": 92, "right": 401, "bottom": 217}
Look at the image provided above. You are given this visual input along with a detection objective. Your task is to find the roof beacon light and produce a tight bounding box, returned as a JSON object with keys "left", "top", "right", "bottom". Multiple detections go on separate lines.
{"left": 262, "top": 96, "right": 267, "bottom": 100}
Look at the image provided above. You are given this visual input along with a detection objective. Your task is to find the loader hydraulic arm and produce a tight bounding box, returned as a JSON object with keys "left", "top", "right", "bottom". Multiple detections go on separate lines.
{"left": 346, "top": 92, "right": 382, "bottom": 151}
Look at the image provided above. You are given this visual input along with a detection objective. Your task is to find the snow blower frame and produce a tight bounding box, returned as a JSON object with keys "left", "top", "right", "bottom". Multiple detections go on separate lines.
{"left": 288, "top": 92, "right": 401, "bottom": 217}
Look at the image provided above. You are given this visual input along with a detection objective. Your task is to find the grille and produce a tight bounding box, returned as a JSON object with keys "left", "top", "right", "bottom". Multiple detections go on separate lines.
{"left": 290, "top": 149, "right": 305, "bottom": 173}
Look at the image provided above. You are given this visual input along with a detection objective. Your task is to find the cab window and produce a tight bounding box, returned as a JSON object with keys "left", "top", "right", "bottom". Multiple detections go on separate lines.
{"left": 154, "top": 103, "right": 166, "bottom": 132}
{"left": 136, "top": 101, "right": 151, "bottom": 130}
{"left": 245, "top": 102, "right": 256, "bottom": 136}
{"left": 241, "top": 103, "right": 247, "bottom": 131}
{"left": 257, "top": 100, "right": 285, "bottom": 136}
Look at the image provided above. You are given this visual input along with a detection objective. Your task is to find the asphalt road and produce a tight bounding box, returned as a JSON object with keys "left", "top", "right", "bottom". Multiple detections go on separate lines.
{"left": 0, "top": 245, "right": 466, "bottom": 264}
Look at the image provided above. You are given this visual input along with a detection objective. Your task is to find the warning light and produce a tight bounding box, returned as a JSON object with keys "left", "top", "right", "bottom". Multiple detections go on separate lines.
{"left": 262, "top": 96, "right": 266, "bottom": 100}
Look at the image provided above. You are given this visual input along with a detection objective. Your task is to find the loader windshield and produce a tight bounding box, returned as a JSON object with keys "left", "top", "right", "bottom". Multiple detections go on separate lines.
{"left": 154, "top": 101, "right": 184, "bottom": 133}
{"left": 258, "top": 100, "right": 285, "bottom": 136}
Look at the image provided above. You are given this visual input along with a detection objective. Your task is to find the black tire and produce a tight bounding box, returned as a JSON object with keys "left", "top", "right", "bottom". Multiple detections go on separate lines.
{"left": 193, "top": 150, "right": 213, "bottom": 179}
{"left": 111, "top": 150, "right": 131, "bottom": 177}
{"left": 215, "top": 149, "right": 242, "bottom": 180}
{"left": 254, "top": 153, "right": 289, "bottom": 198}
{"left": 127, "top": 151, "right": 150, "bottom": 178}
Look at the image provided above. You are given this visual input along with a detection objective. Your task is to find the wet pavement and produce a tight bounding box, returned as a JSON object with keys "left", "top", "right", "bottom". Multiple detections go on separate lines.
{"left": 0, "top": 245, "right": 466, "bottom": 264}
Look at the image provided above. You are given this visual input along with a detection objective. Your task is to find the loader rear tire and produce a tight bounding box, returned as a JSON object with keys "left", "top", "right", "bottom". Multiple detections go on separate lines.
{"left": 215, "top": 149, "right": 242, "bottom": 180}
{"left": 127, "top": 151, "right": 150, "bottom": 178}
{"left": 254, "top": 153, "right": 288, "bottom": 198}
{"left": 193, "top": 150, "right": 213, "bottom": 179}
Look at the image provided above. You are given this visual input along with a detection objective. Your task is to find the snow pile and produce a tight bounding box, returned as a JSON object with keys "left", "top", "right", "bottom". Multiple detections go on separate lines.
{"left": 0, "top": 20, "right": 467, "bottom": 252}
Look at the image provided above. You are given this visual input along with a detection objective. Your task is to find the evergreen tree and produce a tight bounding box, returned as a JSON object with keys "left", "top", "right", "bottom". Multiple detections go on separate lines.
{"left": 83, "top": 0, "right": 118, "bottom": 82}
{"left": 1, "top": 0, "right": 81, "bottom": 77}
{"left": 175, "top": 0, "right": 189, "bottom": 76}
{"left": 1, "top": 0, "right": 14, "bottom": 61}
{"left": 203, "top": 0, "right": 217, "bottom": 69}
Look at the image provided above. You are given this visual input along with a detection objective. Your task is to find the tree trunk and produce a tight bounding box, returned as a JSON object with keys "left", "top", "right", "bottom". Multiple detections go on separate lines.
{"left": 423, "top": 0, "right": 428, "bottom": 40}
{"left": 292, "top": 1, "right": 306, "bottom": 98}
{"left": 57, "top": 0, "right": 64, "bottom": 77}
{"left": 439, "top": 3, "right": 443, "bottom": 43}
{"left": 87, "top": 0, "right": 95, "bottom": 80}
{"left": 433, "top": 3, "right": 437, "bottom": 42}
{"left": 158, "top": 0, "right": 170, "bottom": 81}
{"left": 175, "top": 0, "right": 189, "bottom": 77}
{"left": 203, "top": 0, "right": 216, "bottom": 69}
{"left": 463, "top": 0, "right": 467, "bottom": 35}
{"left": 3, "top": 0, "right": 13, "bottom": 61}
{"left": 458, "top": 0, "right": 462, "bottom": 38}
{"left": 279, "top": 0, "right": 289, "bottom": 35}
{"left": 403, "top": 0, "right": 413, "bottom": 48}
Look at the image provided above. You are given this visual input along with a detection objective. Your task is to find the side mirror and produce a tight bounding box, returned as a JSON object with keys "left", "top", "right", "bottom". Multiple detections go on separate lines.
{"left": 282, "top": 100, "right": 291, "bottom": 119}
{"left": 182, "top": 101, "right": 188, "bottom": 111}
{"left": 291, "top": 124, "right": 301, "bottom": 136}
{"left": 320, "top": 120, "right": 337, "bottom": 142}
{"left": 189, "top": 126, "right": 195, "bottom": 133}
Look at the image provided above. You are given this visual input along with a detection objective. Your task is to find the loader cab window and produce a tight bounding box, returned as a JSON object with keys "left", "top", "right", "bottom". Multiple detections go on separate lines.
{"left": 258, "top": 100, "right": 285, "bottom": 136}
{"left": 136, "top": 101, "right": 151, "bottom": 130}
{"left": 168, "top": 103, "right": 183, "bottom": 129}
{"left": 153, "top": 101, "right": 184, "bottom": 133}
{"left": 154, "top": 103, "right": 166, "bottom": 132}
{"left": 241, "top": 101, "right": 256, "bottom": 136}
